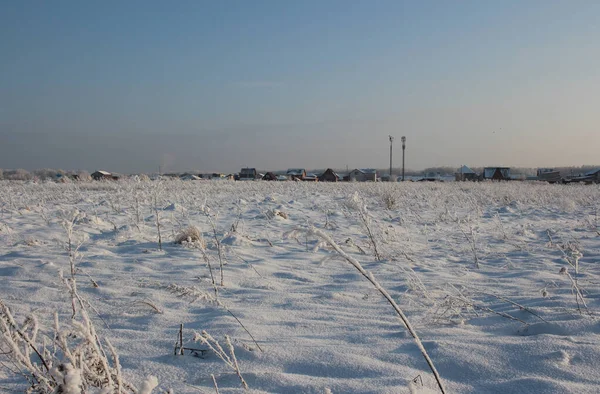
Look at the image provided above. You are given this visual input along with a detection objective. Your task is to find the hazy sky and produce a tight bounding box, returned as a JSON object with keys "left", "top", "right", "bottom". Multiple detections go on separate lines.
{"left": 1, "top": 1, "right": 599, "bottom": 173}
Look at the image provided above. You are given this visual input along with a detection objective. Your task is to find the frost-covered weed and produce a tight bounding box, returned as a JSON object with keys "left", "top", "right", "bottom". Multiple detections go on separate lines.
{"left": 174, "top": 225, "right": 205, "bottom": 247}
{"left": 194, "top": 331, "right": 249, "bottom": 391}
{"left": 0, "top": 301, "right": 160, "bottom": 393}
{"left": 381, "top": 187, "right": 398, "bottom": 210}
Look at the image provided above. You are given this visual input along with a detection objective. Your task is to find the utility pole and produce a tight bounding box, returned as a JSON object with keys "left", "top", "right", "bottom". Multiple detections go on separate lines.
{"left": 401, "top": 136, "right": 406, "bottom": 181}
{"left": 389, "top": 135, "right": 394, "bottom": 181}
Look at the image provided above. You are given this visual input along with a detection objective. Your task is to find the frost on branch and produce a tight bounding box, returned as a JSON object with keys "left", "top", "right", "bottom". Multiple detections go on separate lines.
{"left": 0, "top": 300, "right": 161, "bottom": 393}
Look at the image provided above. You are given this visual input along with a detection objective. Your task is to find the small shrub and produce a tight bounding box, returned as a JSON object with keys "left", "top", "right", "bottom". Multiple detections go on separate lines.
{"left": 382, "top": 190, "right": 398, "bottom": 210}
{"left": 174, "top": 225, "right": 205, "bottom": 247}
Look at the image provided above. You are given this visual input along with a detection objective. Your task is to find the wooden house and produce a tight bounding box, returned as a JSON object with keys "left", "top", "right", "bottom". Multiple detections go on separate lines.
{"left": 262, "top": 172, "right": 278, "bottom": 181}
{"left": 482, "top": 167, "right": 510, "bottom": 181}
{"left": 239, "top": 168, "right": 257, "bottom": 180}
{"left": 348, "top": 169, "right": 377, "bottom": 182}
{"left": 303, "top": 173, "right": 319, "bottom": 182}
{"left": 536, "top": 168, "right": 562, "bottom": 183}
{"left": 287, "top": 168, "right": 306, "bottom": 181}
{"left": 455, "top": 165, "right": 479, "bottom": 181}
{"left": 91, "top": 170, "right": 117, "bottom": 181}
{"left": 319, "top": 168, "right": 339, "bottom": 182}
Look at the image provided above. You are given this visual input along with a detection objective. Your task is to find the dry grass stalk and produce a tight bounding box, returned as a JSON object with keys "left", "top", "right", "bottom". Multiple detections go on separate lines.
{"left": 308, "top": 226, "right": 447, "bottom": 394}
{"left": 559, "top": 267, "right": 590, "bottom": 315}
{"left": 194, "top": 331, "right": 249, "bottom": 391}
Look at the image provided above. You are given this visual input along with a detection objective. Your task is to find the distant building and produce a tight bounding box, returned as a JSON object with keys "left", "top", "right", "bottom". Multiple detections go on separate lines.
{"left": 419, "top": 172, "right": 443, "bottom": 182}
{"left": 536, "top": 168, "right": 561, "bottom": 183}
{"left": 455, "top": 165, "right": 479, "bottom": 181}
{"left": 303, "top": 173, "right": 319, "bottom": 182}
{"left": 180, "top": 174, "right": 201, "bottom": 181}
{"left": 91, "top": 170, "right": 118, "bottom": 181}
{"left": 239, "top": 168, "right": 257, "bottom": 180}
{"left": 163, "top": 173, "right": 181, "bottom": 179}
{"left": 319, "top": 168, "right": 339, "bottom": 182}
{"left": 585, "top": 168, "right": 600, "bottom": 183}
{"left": 262, "top": 172, "right": 277, "bottom": 181}
{"left": 287, "top": 168, "right": 306, "bottom": 181}
{"left": 348, "top": 169, "right": 377, "bottom": 182}
{"left": 566, "top": 168, "right": 600, "bottom": 184}
{"left": 482, "top": 167, "right": 511, "bottom": 180}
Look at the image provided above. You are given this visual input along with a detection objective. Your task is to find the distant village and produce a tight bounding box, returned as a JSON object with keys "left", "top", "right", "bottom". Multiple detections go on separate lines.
{"left": 89, "top": 166, "right": 600, "bottom": 184}
{"left": 0, "top": 166, "right": 599, "bottom": 184}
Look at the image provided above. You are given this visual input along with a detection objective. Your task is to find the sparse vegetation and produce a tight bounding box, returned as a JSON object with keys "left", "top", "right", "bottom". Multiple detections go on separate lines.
{"left": 0, "top": 179, "right": 598, "bottom": 393}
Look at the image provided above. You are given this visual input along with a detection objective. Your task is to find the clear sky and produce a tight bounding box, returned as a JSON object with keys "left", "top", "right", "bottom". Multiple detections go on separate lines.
{"left": 1, "top": 0, "right": 599, "bottom": 173}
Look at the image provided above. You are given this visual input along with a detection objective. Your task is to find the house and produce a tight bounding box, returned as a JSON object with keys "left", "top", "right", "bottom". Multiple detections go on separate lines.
{"left": 419, "top": 172, "right": 443, "bottom": 182}
{"left": 262, "top": 172, "right": 278, "bottom": 181}
{"left": 362, "top": 169, "right": 377, "bottom": 181}
{"left": 303, "top": 173, "right": 319, "bottom": 182}
{"left": 319, "top": 168, "right": 339, "bottom": 182}
{"left": 287, "top": 168, "right": 306, "bottom": 181}
{"left": 238, "top": 168, "right": 257, "bottom": 180}
{"left": 536, "top": 168, "right": 562, "bottom": 183}
{"left": 566, "top": 168, "right": 600, "bottom": 184}
{"left": 586, "top": 168, "right": 600, "bottom": 182}
{"left": 348, "top": 169, "right": 377, "bottom": 182}
{"left": 91, "top": 170, "right": 117, "bottom": 181}
{"left": 482, "top": 167, "right": 511, "bottom": 180}
{"left": 455, "top": 165, "right": 479, "bottom": 181}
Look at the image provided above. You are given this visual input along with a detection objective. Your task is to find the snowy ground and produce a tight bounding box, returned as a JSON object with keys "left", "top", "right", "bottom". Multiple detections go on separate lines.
{"left": 0, "top": 180, "right": 599, "bottom": 393}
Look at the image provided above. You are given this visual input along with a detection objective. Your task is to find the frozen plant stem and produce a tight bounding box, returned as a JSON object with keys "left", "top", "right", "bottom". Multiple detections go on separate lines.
{"left": 446, "top": 295, "right": 527, "bottom": 324}
{"left": 199, "top": 247, "right": 218, "bottom": 298}
{"left": 359, "top": 207, "right": 382, "bottom": 261}
{"left": 459, "top": 223, "right": 479, "bottom": 269}
{"left": 561, "top": 268, "right": 589, "bottom": 315}
{"left": 152, "top": 181, "right": 164, "bottom": 251}
{"left": 309, "top": 227, "right": 447, "bottom": 394}
{"left": 154, "top": 197, "right": 162, "bottom": 251}
{"left": 211, "top": 374, "right": 220, "bottom": 394}
{"left": 475, "top": 291, "right": 548, "bottom": 323}
{"left": 206, "top": 212, "right": 225, "bottom": 286}
{"left": 558, "top": 243, "right": 582, "bottom": 275}
{"left": 61, "top": 210, "right": 81, "bottom": 318}
{"left": 194, "top": 332, "right": 249, "bottom": 391}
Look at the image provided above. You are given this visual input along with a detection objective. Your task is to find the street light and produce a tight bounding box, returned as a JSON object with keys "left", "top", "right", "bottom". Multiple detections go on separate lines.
{"left": 401, "top": 136, "right": 406, "bottom": 181}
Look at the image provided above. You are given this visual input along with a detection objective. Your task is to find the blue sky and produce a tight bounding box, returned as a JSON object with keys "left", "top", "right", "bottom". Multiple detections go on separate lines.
{"left": 1, "top": 1, "right": 599, "bottom": 173}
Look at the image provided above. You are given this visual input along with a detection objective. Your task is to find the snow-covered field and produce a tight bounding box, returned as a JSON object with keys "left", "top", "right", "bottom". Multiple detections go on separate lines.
{"left": 0, "top": 180, "right": 599, "bottom": 393}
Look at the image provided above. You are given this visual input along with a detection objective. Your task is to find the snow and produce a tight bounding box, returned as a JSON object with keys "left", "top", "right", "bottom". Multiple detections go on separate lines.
{"left": 0, "top": 180, "right": 599, "bottom": 393}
